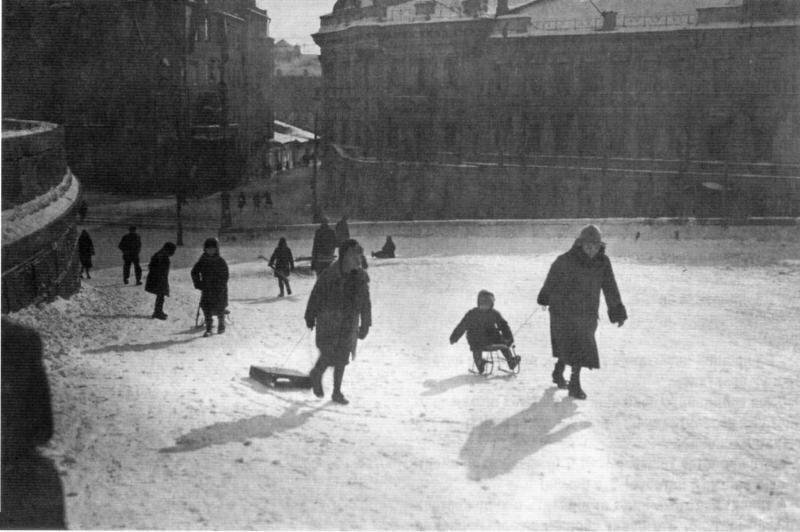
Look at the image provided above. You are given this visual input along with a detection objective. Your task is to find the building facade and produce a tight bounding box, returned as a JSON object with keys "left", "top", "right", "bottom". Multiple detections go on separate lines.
{"left": 2, "top": 0, "right": 274, "bottom": 195}
{"left": 313, "top": 0, "right": 800, "bottom": 218}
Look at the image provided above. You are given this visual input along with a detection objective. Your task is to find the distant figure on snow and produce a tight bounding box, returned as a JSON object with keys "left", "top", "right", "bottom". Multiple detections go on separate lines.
{"left": 77, "top": 230, "right": 95, "bottom": 279}
{"left": 334, "top": 215, "right": 350, "bottom": 246}
{"left": 145, "top": 242, "right": 177, "bottom": 320}
{"left": 118, "top": 225, "right": 142, "bottom": 285}
{"left": 305, "top": 239, "right": 372, "bottom": 405}
{"left": 191, "top": 238, "right": 230, "bottom": 337}
{"left": 238, "top": 192, "right": 246, "bottom": 213}
{"left": 253, "top": 192, "right": 261, "bottom": 211}
{"left": 450, "top": 290, "right": 519, "bottom": 374}
{"left": 268, "top": 237, "right": 295, "bottom": 297}
{"left": 371, "top": 236, "right": 396, "bottom": 259}
{"left": 537, "top": 224, "right": 627, "bottom": 400}
{"left": 311, "top": 217, "right": 338, "bottom": 276}
{"left": 263, "top": 190, "right": 273, "bottom": 208}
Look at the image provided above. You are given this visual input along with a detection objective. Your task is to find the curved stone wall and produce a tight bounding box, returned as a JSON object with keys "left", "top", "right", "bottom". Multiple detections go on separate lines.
{"left": 2, "top": 119, "right": 81, "bottom": 313}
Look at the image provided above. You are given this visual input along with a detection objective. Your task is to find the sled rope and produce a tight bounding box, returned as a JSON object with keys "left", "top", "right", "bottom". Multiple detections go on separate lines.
{"left": 513, "top": 306, "right": 541, "bottom": 338}
{"left": 278, "top": 328, "right": 310, "bottom": 368}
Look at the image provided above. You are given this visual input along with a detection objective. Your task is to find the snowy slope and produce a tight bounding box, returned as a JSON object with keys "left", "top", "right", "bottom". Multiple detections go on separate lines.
{"left": 8, "top": 231, "right": 800, "bottom": 529}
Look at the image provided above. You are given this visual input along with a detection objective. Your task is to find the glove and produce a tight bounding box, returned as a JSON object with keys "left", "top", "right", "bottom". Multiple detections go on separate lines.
{"left": 358, "top": 324, "right": 369, "bottom": 340}
{"left": 608, "top": 304, "right": 628, "bottom": 326}
{"left": 306, "top": 318, "right": 314, "bottom": 330}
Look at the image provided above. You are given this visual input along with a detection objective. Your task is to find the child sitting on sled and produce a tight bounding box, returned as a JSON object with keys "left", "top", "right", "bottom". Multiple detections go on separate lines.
{"left": 450, "top": 290, "right": 520, "bottom": 374}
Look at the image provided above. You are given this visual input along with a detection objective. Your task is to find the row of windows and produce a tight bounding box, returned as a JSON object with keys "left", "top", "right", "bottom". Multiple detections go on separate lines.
{"left": 331, "top": 110, "right": 787, "bottom": 162}
{"left": 326, "top": 55, "right": 799, "bottom": 97}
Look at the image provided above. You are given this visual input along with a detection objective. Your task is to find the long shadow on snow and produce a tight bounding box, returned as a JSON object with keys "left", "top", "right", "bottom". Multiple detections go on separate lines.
{"left": 159, "top": 403, "right": 325, "bottom": 453}
{"left": 84, "top": 336, "right": 202, "bottom": 354}
{"left": 230, "top": 294, "right": 303, "bottom": 305}
{"left": 80, "top": 313, "right": 152, "bottom": 320}
{"left": 421, "top": 373, "right": 514, "bottom": 396}
{"left": 459, "top": 387, "right": 591, "bottom": 481}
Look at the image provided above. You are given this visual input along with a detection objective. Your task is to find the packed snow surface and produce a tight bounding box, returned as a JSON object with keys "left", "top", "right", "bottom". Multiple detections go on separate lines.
{"left": 9, "top": 227, "right": 800, "bottom": 529}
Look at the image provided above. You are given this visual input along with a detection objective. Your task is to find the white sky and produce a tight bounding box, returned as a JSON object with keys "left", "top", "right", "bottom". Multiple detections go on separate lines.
{"left": 257, "top": 0, "right": 334, "bottom": 54}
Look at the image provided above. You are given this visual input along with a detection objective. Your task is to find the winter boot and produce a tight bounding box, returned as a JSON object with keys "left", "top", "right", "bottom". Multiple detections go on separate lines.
{"left": 568, "top": 368, "right": 587, "bottom": 400}
{"left": 552, "top": 361, "right": 568, "bottom": 389}
{"left": 332, "top": 392, "right": 349, "bottom": 405}
{"left": 332, "top": 366, "right": 348, "bottom": 404}
{"left": 309, "top": 366, "right": 324, "bottom": 398}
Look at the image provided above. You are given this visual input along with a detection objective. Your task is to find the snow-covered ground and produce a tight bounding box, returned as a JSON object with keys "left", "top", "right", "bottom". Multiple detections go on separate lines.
{"left": 8, "top": 225, "right": 800, "bottom": 529}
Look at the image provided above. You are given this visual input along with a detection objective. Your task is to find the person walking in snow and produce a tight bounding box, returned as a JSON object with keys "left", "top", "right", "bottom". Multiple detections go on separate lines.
{"left": 311, "top": 217, "right": 338, "bottom": 276}
{"left": 305, "top": 239, "right": 372, "bottom": 405}
{"left": 77, "top": 230, "right": 95, "bottom": 279}
{"left": 191, "top": 238, "right": 229, "bottom": 337}
{"left": 145, "top": 242, "right": 176, "bottom": 320}
{"left": 537, "top": 224, "right": 627, "bottom": 400}
{"left": 238, "top": 192, "right": 246, "bottom": 213}
{"left": 252, "top": 192, "right": 261, "bottom": 212}
{"left": 118, "top": 226, "right": 142, "bottom": 285}
{"left": 450, "top": 290, "right": 520, "bottom": 374}
{"left": 268, "top": 237, "right": 295, "bottom": 297}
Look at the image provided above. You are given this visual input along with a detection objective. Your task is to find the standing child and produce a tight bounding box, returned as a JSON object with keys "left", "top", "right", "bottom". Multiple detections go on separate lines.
{"left": 537, "top": 224, "right": 627, "bottom": 400}
{"left": 191, "top": 238, "right": 230, "bottom": 337}
{"left": 268, "top": 237, "right": 295, "bottom": 297}
{"left": 450, "top": 290, "right": 520, "bottom": 374}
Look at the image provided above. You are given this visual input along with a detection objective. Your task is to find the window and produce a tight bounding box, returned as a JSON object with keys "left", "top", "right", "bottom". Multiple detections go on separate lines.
{"left": 579, "top": 62, "right": 602, "bottom": 94}
{"left": 445, "top": 56, "right": 459, "bottom": 87}
{"left": 611, "top": 61, "right": 627, "bottom": 92}
{"left": 552, "top": 112, "right": 574, "bottom": 154}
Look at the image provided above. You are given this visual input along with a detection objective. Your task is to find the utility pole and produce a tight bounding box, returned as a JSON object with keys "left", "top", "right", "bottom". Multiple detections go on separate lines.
{"left": 311, "top": 87, "right": 321, "bottom": 222}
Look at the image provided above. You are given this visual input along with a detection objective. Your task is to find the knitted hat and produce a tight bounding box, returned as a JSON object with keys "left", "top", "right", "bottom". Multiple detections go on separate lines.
{"left": 576, "top": 224, "right": 604, "bottom": 245}
{"left": 477, "top": 289, "right": 495, "bottom": 308}
{"left": 203, "top": 237, "right": 219, "bottom": 249}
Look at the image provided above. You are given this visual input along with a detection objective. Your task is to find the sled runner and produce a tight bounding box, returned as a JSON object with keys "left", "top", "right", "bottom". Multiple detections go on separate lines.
{"left": 249, "top": 365, "right": 312, "bottom": 388}
{"left": 469, "top": 344, "right": 521, "bottom": 376}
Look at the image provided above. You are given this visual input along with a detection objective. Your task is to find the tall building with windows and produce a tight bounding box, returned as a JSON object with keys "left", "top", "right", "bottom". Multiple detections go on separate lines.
{"left": 2, "top": 0, "right": 274, "bottom": 194}
{"left": 313, "top": 0, "right": 800, "bottom": 218}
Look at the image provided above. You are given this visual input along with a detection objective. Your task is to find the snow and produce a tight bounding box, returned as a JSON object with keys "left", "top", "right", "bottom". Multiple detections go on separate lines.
{"left": 7, "top": 226, "right": 800, "bottom": 529}
{"left": 2, "top": 170, "right": 79, "bottom": 244}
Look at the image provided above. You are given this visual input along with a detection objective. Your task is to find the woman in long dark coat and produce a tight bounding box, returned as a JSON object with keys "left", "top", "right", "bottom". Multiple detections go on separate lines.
{"left": 145, "top": 242, "right": 176, "bottom": 320}
{"left": 537, "top": 224, "right": 627, "bottom": 399}
{"left": 191, "top": 238, "right": 229, "bottom": 337}
{"left": 77, "top": 230, "right": 94, "bottom": 279}
{"left": 268, "top": 237, "right": 295, "bottom": 297}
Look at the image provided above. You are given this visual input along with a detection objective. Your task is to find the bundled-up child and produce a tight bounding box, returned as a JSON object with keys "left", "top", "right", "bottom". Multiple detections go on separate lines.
{"left": 450, "top": 290, "right": 520, "bottom": 374}
{"left": 268, "top": 237, "right": 295, "bottom": 297}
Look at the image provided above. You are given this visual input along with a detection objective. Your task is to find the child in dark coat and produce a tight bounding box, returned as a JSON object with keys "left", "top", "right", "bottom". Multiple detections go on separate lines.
{"left": 77, "top": 230, "right": 94, "bottom": 279}
{"left": 145, "top": 242, "right": 176, "bottom": 320}
{"left": 450, "top": 290, "right": 520, "bottom": 374}
{"left": 191, "top": 238, "right": 230, "bottom": 337}
{"left": 268, "top": 237, "right": 295, "bottom": 297}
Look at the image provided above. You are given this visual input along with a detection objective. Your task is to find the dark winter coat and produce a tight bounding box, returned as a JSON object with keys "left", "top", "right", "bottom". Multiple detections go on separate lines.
{"left": 304, "top": 261, "right": 372, "bottom": 366}
{"left": 334, "top": 218, "right": 350, "bottom": 245}
{"left": 191, "top": 253, "right": 229, "bottom": 314}
{"left": 450, "top": 308, "right": 514, "bottom": 352}
{"left": 311, "top": 225, "right": 338, "bottom": 272}
{"left": 537, "top": 245, "right": 627, "bottom": 369}
{"left": 145, "top": 248, "right": 172, "bottom": 296}
{"left": 269, "top": 245, "right": 294, "bottom": 278}
{"left": 118, "top": 233, "right": 141, "bottom": 259}
{"left": 77, "top": 231, "right": 94, "bottom": 268}
{"left": 375, "top": 239, "right": 396, "bottom": 259}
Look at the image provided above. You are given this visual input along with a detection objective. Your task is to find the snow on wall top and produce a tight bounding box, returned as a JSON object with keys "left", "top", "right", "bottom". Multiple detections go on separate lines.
{"left": 2, "top": 118, "right": 58, "bottom": 139}
{"left": 2, "top": 170, "right": 79, "bottom": 245}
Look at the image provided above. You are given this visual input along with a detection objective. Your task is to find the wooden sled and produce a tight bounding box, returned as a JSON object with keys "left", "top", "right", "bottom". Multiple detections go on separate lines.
{"left": 249, "top": 365, "right": 312, "bottom": 389}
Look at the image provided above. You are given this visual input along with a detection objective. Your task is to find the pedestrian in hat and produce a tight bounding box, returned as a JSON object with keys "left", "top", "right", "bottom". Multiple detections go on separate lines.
{"left": 537, "top": 224, "right": 627, "bottom": 400}
{"left": 305, "top": 239, "right": 372, "bottom": 405}
{"left": 117, "top": 226, "right": 142, "bottom": 285}
{"left": 145, "top": 242, "right": 177, "bottom": 320}
{"left": 191, "top": 238, "right": 229, "bottom": 337}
